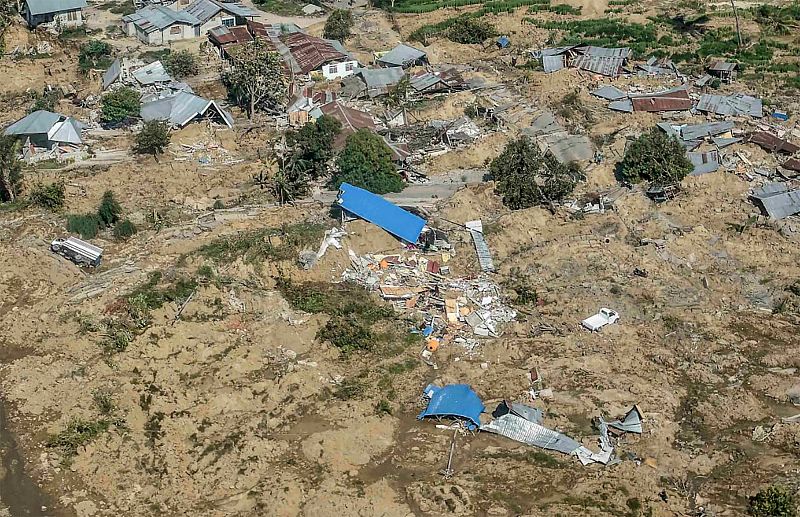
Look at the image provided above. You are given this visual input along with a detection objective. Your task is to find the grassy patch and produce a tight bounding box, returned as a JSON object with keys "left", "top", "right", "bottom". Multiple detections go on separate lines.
{"left": 526, "top": 18, "right": 658, "bottom": 56}
{"left": 47, "top": 418, "right": 111, "bottom": 461}
{"left": 195, "top": 223, "right": 324, "bottom": 265}
{"left": 252, "top": 0, "right": 305, "bottom": 15}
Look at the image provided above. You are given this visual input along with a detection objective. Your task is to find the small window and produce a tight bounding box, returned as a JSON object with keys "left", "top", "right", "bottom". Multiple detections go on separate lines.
{"left": 345, "top": 62, "right": 354, "bottom": 71}
{"left": 170, "top": 25, "right": 182, "bottom": 34}
{"left": 328, "top": 65, "right": 338, "bottom": 74}
{"left": 222, "top": 17, "right": 235, "bottom": 27}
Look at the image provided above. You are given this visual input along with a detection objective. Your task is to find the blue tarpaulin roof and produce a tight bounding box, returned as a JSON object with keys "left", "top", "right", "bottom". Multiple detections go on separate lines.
{"left": 497, "top": 36, "right": 510, "bottom": 48}
{"left": 337, "top": 183, "right": 425, "bottom": 243}
{"left": 418, "top": 384, "right": 484, "bottom": 430}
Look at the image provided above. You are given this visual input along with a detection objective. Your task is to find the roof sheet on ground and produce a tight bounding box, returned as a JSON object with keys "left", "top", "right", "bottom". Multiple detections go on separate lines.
{"left": 337, "top": 183, "right": 425, "bottom": 243}
{"left": 418, "top": 384, "right": 484, "bottom": 430}
{"left": 377, "top": 43, "right": 426, "bottom": 67}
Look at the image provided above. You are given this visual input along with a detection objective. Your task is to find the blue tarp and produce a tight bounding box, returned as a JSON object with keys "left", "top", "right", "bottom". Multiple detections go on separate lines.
{"left": 497, "top": 36, "right": 510, "bottom": 48}
{"left": 418, "top": 384, "right": 484, "bottom": 430}
{"left": 337, "top": 183, "right": 426, "bottom": 244}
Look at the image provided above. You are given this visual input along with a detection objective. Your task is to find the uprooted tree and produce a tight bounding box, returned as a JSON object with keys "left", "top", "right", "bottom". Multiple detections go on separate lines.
{"left": 222, "top": 39, "right": 287, "bottom": 119}
{"left": 618, "top": 128, "right": 694, "bottom": 186}
{"left": 0, "top": 134, "right": 22, "bottom": 203}
{"left": 333, "top": 129, "right": 404, "bottom": 195}
{"left": 490, "top": 137, "right": 582, "bottom": 210}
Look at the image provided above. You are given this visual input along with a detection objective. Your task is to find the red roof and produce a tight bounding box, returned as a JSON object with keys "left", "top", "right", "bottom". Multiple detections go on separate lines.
{"left": 209, "top": 25, "right": 253, "bottom": 46}
{"left": 783, "top": 157, "right": 800, "bottom": 172}
{"left": 631, "top": 89, "right": 692, "bottom": 112}
{"left": 748, "top": 131, "right": 800, "bottom": 154}
{"left": 283, "top": 32, "right": 348, "bottom": 74}
{"left": 319, "top": 101, "right": 375, "bottom": 147}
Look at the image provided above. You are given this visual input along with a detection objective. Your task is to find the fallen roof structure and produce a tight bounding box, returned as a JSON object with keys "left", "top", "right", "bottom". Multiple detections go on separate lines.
{"left": 541, "top": 134, "right": 594, "bottom": 163}
{"left": 688, "top": 150, "right": 721, "bottom": 176}
{"left": 102, "top": 58, "right": 121, "bottom": 90}
{"left": 317, "top": 101, "right": 375, "bottom": 146}
{"left": 336, "top": 182, "right": 426, "bottom": 243}
{"left": 141, "top": 91, "right": 233, "bottom": 128}
{"left": 409, "top": 68, "right": 465, "bottom": 94}
{"left": 696, "top": 93, "right": 762, "bottom": 118}
{"left": 630, "top": 86, "right": 692, "bottom": 112}
{"left": 542, "top": 55, "right": 565, "bottom": 73}
{"left": 591, "top": 85, "right": 626, "bottom": 101}
{"left": 608, "top": 98, "right": 633, "bottom": 112}
{"left": 466, "top": 220, "right": 495, "bottom": 273}
{"left": 747, "top": 131, "right": 800, "bottom": 154}
{"left": 680, "top": 121, "right": 735, "bottom": 141}
{"left": 492, "top": 400, "right": 543, "bottom": 424}
{"left": 353, "top": 67, "right": 405, "bottom": 98}
{"left": 637, "top": 57, "right": 678, "bottom": 76}
{"left": 377, "top": 43, "right": 427, "bottom": 68}
{"left": 572, "top": 46, "right": 631, "bottom": 77}
{"left": 523, "top": 111, "right": 563, "bottom": 137}
{"left": 133, "top": 60, "right": 171, "bottom": 85}
{"left": 418, "top": 384, "right": 484, "bottom": 430}
{"left": 601, "top": 406, "right": 643, "bottom": 434}
{"left": 783, "top": 157, "right": 800, "bottom": 173}
{"left": 750, "top": 183, "right": 800, "bottom": 220}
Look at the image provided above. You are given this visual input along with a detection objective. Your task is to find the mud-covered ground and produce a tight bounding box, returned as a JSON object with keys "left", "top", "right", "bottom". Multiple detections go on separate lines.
{"left": 2, "top": 0, "right": 800, "bottom": 515}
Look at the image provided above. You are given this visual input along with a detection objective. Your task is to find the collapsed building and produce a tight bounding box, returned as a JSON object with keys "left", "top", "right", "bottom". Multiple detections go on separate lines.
{"left": 3, "top": 110, "right": 87, "bottom": 163}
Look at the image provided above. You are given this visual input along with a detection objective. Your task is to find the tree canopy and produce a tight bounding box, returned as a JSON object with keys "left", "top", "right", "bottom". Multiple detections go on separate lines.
{"left": 134, "top": 120, "right": 171, "bottom": 157}
{"left": 286, "top": 115, "right": 342, "bottom": 179}
{"left": 490, "top": 137, "right": 581, "bottom": 210}
{"left": 222, "top": 39, "right": 287, "bottom": 118}
{"left": 98, "top": 190, "right": 122, "bottom": 227}
{"left": 162, "top": 50, "right": 199, "bottom": 78}
{"left": 447, "top": 18, "right": 496, "bottom": 44}
{"left": 618, "top": 128, "right": 694, "bottom": 186}
{"left": 333, "top": 130, "right": 404, "bottom": 194}
{"left": 323, "top": 9, "right": 354, "bottom": 41}
{"left": 0, "top": 135, "right": 22, "bottom": 203}
{"left": 101, "top": 87, "right": 141, "bottom": 124}
{"left": 79, "top": 40, "right": 113, "bottom": 74}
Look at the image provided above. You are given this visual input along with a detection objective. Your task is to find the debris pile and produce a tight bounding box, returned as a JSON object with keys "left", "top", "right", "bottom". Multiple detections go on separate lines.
{"left": 171, "top": 141, "right": 242, "bottom": 166}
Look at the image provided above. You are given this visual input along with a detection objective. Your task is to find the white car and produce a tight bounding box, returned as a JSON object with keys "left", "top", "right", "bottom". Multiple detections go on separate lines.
{"left": 581, "top": 308, "right": 620, "bottom": 331}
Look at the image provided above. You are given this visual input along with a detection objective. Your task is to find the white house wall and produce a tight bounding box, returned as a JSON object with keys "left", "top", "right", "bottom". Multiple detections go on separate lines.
{"left": 199, "top": 14, "right": 236, "bottom": 35}
{"left": 321, "top": 60, "right": 359, "bottom": 80}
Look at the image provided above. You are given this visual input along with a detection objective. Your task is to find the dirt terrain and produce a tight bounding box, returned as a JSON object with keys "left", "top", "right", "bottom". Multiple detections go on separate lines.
{"left": 2, "top": 0, "right": 800, "bottom": 515}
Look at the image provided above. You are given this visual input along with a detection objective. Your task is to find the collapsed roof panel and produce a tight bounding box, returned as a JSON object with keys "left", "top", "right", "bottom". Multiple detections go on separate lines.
{"left": 688, "top": 150, "right": 720, "bottom": 176}
{"left": 591, "top": 85, "right": 626, "bottom": 101}
{"left": 542, "top": 55, "right": 565, "bottom": 73}
{"left": 750, "top": 183, "right": 800, "bottom": 219}
{"left": 377, "top": 43, "right": 427, "bottom": 67}
{"left": 696, "top": 93, "right": 763, "bottom": 118}
{"left": 418, "top": 384, "right": 484, "bottom": 430}
{"left": 336, "top": 182, "right": 426, "bottom": 243}
{"left": 141, "top": 91, "right": 233, "bottom": 128}
{"left": 747, "top": 131, "right": 800, "bottom": 154}
{"left": 103, "top": 58, "right": 121, "bottom": 90}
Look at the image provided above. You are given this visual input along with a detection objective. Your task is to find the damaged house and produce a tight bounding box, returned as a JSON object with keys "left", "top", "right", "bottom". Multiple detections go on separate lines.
{"left": 22, "top": 0, "right": 86, "bottom": 29}
{"left": 281, "top": 32, "right": 359, "bottom": 80}
{"left": 695, "top": 93, "right": 763, "bottom": 118}
{"left": 343, "top": 67, "right": 405, "bottom": 98}
{"left": 141, "top": 91, "right": 233, "bottom": 129}
{"left": 707, "top": 61, "right": 738, "bottom": 83}
{"left": 4, "top": 110, "right": 87, "bottom": 163}
{"left": 182, "top": 0, "right": 256, "bottom": 34}
{"left": 376, "top": 43, "right": 428, "bottom": 68}
{"left": 536, "top": 45, "right": 631, "bottom": 77}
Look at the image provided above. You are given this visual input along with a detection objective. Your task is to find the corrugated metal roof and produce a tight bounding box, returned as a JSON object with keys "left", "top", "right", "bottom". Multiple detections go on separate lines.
{"left": 319, "top": 101, "right": 375, "bottom": 134}
{"left": 712, "top": 136, "right": 741, "bottom": 148}
{"left": 337, "top": 182, "right": 427, "bottom": 243}
{"left": 591, "top": 85, "right": 626, "bottom": 101}
{"left": 542, "top": 134, "right": 593, "bottom": 163}
{"left": 709, "top": 61, "right": 737, "bottom": 72}
{"left": 695, "top": 74, "right": 713, "bottom": 87}
{"left": 357, "top": 67, "right": 404, "bottom": 92}
{"left": 696, "top": 93, "right": 763, "bottom": 118}
{"left": 783, "top": 157, "right": 800, "bottom": 172}
{"left": 630, "top": 88, "right": 692, "bottom": 112}
{"left": 377, "top": 43, "right": 426, "bottom": 67}
{"left": 542, "top": 55, "right": 564, "bottom": 73}
{"left": 102, "top": 58, "right": 121, "bottom": 90}
{"left": 580, "top": 45, "right": 631, "bottom": 58}
{"left": 141, "top": 91, "right": 233, "bottom": 128}
{"left": 133, "top": 60, "right": 172, "bottom": 85}
{"left": 4, "top": 110, "right": 62, "bottom": 135}
{"left": 209, "top": 25, "right": 252, "bottom": 45}
{"left": 688, "top": 150, "right": 720, "bottom": 175}
{"left": 608, "top": 98, "right": 633, "bottom": 112}
{"left": 48, "top": 118, "right": 83, "bottom": 145}
{"left": 750, "top": 183, "right": 800, "bottom": 219}
{"left": 523, "top": 111, "right": 562, "bottom": 136}
{"left": 25, "top": 0, "right": 86, "bottom": 16}
{"left": 481, "top": 413, "right": 582, "bottom": 455}
{"left": 748, "top": 131, "right": 800, "bottom": 154}
{"left": 124, "top": 5, "right": 200, "bottom": 33}
{"left": 681, "top": 121, "right": 735, "bottom": 141}
{"left": 183, "top": 0, "right": 255, "bottom": 24}
{"left": 283, "top": 32, "right": 349, "bottom": 73}
{"left": 572, "top": 54, "right": 626, "bottom": 77}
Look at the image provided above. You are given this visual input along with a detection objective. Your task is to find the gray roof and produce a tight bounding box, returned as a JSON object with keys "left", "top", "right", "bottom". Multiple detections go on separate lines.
{"left": 523, "top": 111, "right": 562, "bottom": 137}
{"left": 695, "top": 74, "right": 713, "bottom": 87}
{"left": 25, "top": 0, "right": 86, "bottom": 15}
{"left": 750, "top": 183, "right": 800, "bottom": 219}
{"left": 608, "top": 98, "right": 633, "bottom": 112}
{"left": 543, "top": 134, "right": 593, "bottom": 163}
{"left": 5, "top": 110, "right": 62, "bottom": 135}
{"left": 688, "top": 150, "right": 720, "bottom": 176}
{"left": 709, "top": 61, "right": 737, "bottom": 72}
{"left": 712, "top": 136, "right": 742, "bottom": 148}
{"left": 581, "top": 46, "right": 632, "bottom": 58}
{"left": 591, "top": 85, "right": 626, "bottom": 101}
{"left": 184, "top": 0, "right": 256, "bottom": 23}
{"left": 102, "top": 58, "right": 121, "bottom": 90}
{"left": 410, "top": 72, "right": 444, "bottom": 91}
{"left": 601, "top": 406, "right": 643, "bottom": 434}
{"left": 572, "top": 54, "right": 626, "bottom": 77}
{"left": 357, "top": 67, "right": 404, "bottom": 92}
{"left": 680, "top": 121, "right": 735, "bottom": 141}
{"left": 141, "top": 91, "right": 233, "bottom": 128}
{"left": 695, "top": 93, "right": 763, "bottom": 118}
{"left": 542, "top": 55, "right": 564, "bottom": 73}
{"left": 123, "top": 5, "right": 200, "bottom": 33}
{"left": 377, "top": 43, "right": 426, "bottom": 67}
{"left": 133, "top": 60, "right": 172, "bottom": 85}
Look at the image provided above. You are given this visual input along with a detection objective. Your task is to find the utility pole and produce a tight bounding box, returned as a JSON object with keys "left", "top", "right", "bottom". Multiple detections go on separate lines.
{"left": 731, "top": 0, "right": 743, "bottom": 49}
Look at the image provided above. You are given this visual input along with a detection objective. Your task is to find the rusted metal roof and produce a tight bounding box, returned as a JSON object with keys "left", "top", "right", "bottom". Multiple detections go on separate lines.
{"left": 282, "top": 32, "right": 349, "bottom": 73}
{"left": 319, "top": 102, "right": 375, "bottom": 147}
{"left": 747, "top": 131, "right": 800, "bottom": 154}
{"left": 209, "top": 25, "right": 252, "bottom": 46}
{"left": 571, "top": 55, "right": 626, "bottom": 77}
{"left": 709, "top": 61, "right": 738, "bottom": 72}
{"left": 630, "top": 88, "right": 692, "bottom": 112}
{"left": 783, "top": 157, "right": 800, "bottom": 172}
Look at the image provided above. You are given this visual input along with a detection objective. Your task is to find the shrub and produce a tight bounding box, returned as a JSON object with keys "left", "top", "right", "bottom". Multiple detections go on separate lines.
{"left": 333, "top": 129, "right": 404, "bottom": 194}
{"left": 67, "top": 213, "right": 101, "bottom": 239}
{"left": 46, "top": 418, "right": 111, "bottom": 460}
{"left": 134, "top": 120, "right": 171, "bottom": 157}
{"left": 748, "top": 486, "right": 797, "bottom": 517}
{"left": 113, "top": 219, "right": 137, "bottom": 240}
{"left": 29, "top": 181, "right": 65, "bottom": 211}
{"left": 447, "top": 17, "right": 496, "bottom": 44}
{"left": 618, "top": 128, "right": 694, "bottom": 186}
{"left": 323, "top": 9, "right": 353, "bottom": 41}
{"left": 29, "top": 87, "right": 62, "bottom": 113}
{"left": 101, "top": 87, "right": 140, "bottom": 124}
{"left": 98, "top": 190, "right": 122, "bottom": 227}
{"left": 162, "top": 49, "right": 199, "bottom": 78}
{"left": 78, "top": 40, "right": 112, "bottom": 74}
{"left": 0, "top": 135, "right": 22, "bottom": 203}
{"left": 490, "top": 137, "right": 582, "bottom": 210}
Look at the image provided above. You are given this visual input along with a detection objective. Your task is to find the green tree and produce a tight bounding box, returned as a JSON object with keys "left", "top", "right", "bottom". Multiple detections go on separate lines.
{"left": 0, "top": 135, "right": 22, "bottom": 203}
{"left": 113, "top": 219, "right": 137, "bottom": 240}
{"left": 286, "top": 115, "right": 342, "bottom": 179}
{"left": 134, "top": 120, "right": 171, "bottom": 158}
{"left": 101, "top": 87, "right": 141, "bottom": 124}
{"left": 749, "top": 486, "right": 797, "bottom": 517}
{"left": 78, "top": 40, "right": 113, "bottom": 74}
{"left": 447, "top": 18, "right": 496, "bottom": 44}
{"left": 618, "top": 128, "right": 693, "bottom": 186}
{"left": 222, "top": 38, "right": 287, "bottom": 118}
{"left": 29, "top": 181, "right": 66, "bottom": 211}
{"left": 323, "top": 9, "right": 354, "bottom": 41}
{"left": 97, "top": 190, "right": 122, "bottom": 227}
{"left": 0, "top": 0, "right": 18, "bottom": 54}
{"left": 333, "top": 129, "right": 403, "bottom": 194}
{"left": 489, "top": 137, "right": 581, "bottom": 210}
{"left": 163, "top": 50, "right": 199, "bottom": 78}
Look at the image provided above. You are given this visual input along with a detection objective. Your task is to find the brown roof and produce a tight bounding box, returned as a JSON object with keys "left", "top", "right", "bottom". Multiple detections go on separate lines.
{"left": 748, "top": 131, "right": 800, "bottom": 154}
{"left": 631, "top": 89, "right": 692, "bottom": 112}
{"left": 783, "top": 157, "right": 800, "bottom": 172}
{"left": 319, "top": 101, "right": 375, "bottom": 148}
{"left": 283, "top": 32, "right": 347, "bottom": 74}
{"left": 247, "top": 19, "right": 269, "bottom": 38}
{"left": 208, "top": 25, "right": 253, "bottom": 46}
